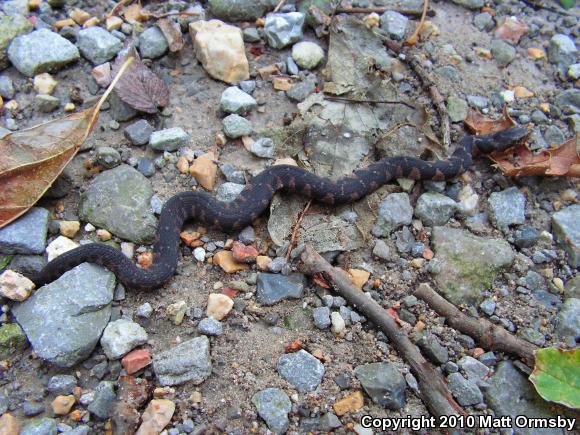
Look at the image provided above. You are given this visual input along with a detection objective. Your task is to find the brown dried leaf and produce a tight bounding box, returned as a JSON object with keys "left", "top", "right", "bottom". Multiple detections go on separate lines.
{"left": 157, "top": 18, "right": 184, "bottom": 52}
{"left": 494, "top": 17, "right": 528, "bottom": 44}
{"left": 113, "top": 50, "right": 169, "bottom": 113}
{"left": 465, "top": 108, "right": 515, "bottom": 135}
{"left": 123, "top": 3, "right": 145, "bottom": 23}
{"left": 490, "top": 136, "right": 580, "bottom": 178}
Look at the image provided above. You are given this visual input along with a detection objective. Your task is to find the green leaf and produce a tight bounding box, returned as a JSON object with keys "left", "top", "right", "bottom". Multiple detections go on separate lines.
{"left": 559, "top": 0, "right": 576, "bottom": 9}
{"left": 529, "top": 348, "right": 580, "bottom": 409}
{"left": 0, "top": 255, "right": 12, "bottom": 272}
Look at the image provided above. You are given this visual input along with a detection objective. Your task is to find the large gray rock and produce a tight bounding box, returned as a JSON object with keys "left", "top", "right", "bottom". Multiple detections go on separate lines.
{"left": 100, "top": 319, "right": 148, "bottom": 360}
{"left": 223, "top": 114, "right": 253, "bottom": 138}
{"left": 354, "top": 362, "right": 406, "bottom": 410}
{"left": 7, "top": 28, "right": 79, "bottom": 77}
{"left": 153, "top": 336, "right": 212, "bottom": 386}
{"left": 380, "top": 11, "right": 408, "bottom": 41}
{"left": 252, "top": 388, "right": 291, "bottom": 434}
{"left": 0, "top": 208, "right": 49, "bottom": 254}
{"left": 149, "top": 127, "right": 190, "bottom": 152}
{"left": 431, "top": 227, "right": 514, "bottom": 305}
{"left": 20, "top": 417, "right": 58, "bottom": 435}
{"left": 277, "top": 349, "right": 325, "bottom": 392}
{"left": 77, "top": 27, "right": 122, "bottom": 65}
{"left": 447, "top": 373, "right": 483, "bottom": 406}
{"left": 209, "top": 0, "right": 276, "bottom": 21}
{"left": 12, "top": 263, "right": 115, "bottom": 367}
{"left": 554, "top": 89, "right": 580, "bottom": 115}
{"left": 88, "top": 381, "right": 116, "bottom": 419}
{"left": 372, "top": 193, "right": 413, "bottom": 237}
{"left": 78, "top": 165, "right": 157, "bottom": 244}
{"left": 486, "top": 361, "right": 566, "bottom": 435}
{"left": 0, "top": 13, "right": 33, "bottom": 69}
{"left": 552, "top": 204, "right": 580, "bottom": 267}
{"left": 548, "top": 34, "right": 578, "bottom": 69}
{"left": 264, "top": 12, "right": 305, "bottom": 49}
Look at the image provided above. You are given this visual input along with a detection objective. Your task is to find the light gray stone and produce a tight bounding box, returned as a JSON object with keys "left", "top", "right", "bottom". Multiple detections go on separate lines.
{"left": 548, "top": 34, "right": 577, "bottom": 69}
{"left": 153, "top": 336, "right": 212, "bottom": 386}
{"left": 139, "top": 26, "right": 168, "bottom": 59}
{"left": 277, "top": 349, "right": 325, "bottom": 392}
{"left": 371, "top": 193, "right": 413, "bottom": 237}
{"left": 264, "top": 12, "right": 305, "bottom": 49}
{"left": 100, "top": 319, "right": 148, "bottom": 360}
{"left": 20, "top": 417, "right": 58, "bottom": 435}
{"left": 216, "top": 182, "right": 245, "bottom": 202}
{"left": 551, "top": 204, "right": 580, "bottom": 267}
{"left": 256, "top": 273, "right": 305, "bottom": 305}
{"left": 220, "top": 86, "right": 257, "bottom": 115}
{"left": 223, "top": 114, "right": 253, "bottom": 138}
{"left": 0, "top": 13, "right": 33, "bottom": 69}
{"left": 414, "top": 192, "right": 456, "bottom": 226}
{"left": 0, "top": 207, "right": 49, "bottom": 254}
{"left": 250, "top": 137, "right": 275, "bottom": 158}
{"left": 252, "top": 388, "right": 291, "bottom": 434}
{"left": 380, "top": 11, "right": 408, "bottom": 41}
{"left": 490, "top": 39, "right": 516, "bottom": 66}
{"left": 197, "top": 317, "right": 223, "bottom": 336}
{"left": 488, "top": 187, "right": 526, "bottom": 230}
{"left": 77, "top": 27, "right": 122, "bottom": 65}
{"left": 291, "top": 41, "right": 324, "bottom": 69}
{"left": 149, "top": 127, "right": 190, "bottom": 152}
{"left": 447, "top": 373, "right": 483, "bottom": 406}
{"left": 87, "top": 381, "right": 116, "bottom": 419}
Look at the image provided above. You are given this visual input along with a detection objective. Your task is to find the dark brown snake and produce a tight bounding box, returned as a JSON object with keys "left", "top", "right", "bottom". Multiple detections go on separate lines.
{"left": 32, "top": 126, "right": 528, "bottom": 291}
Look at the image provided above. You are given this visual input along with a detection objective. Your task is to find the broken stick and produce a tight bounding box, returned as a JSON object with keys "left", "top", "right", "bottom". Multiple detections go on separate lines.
{"left": 298, "top": 245, "right": 464, "bottom": 419}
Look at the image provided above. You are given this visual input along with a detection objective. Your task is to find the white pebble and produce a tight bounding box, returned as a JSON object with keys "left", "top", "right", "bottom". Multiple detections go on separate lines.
{"left": 331, "top": 311, "right": 346, "bottom": 335}
{"left": 193, "top": 247, "right": 206, "bottom": 262}
{"left": 46, "top": 236, "right": 79, "bottom": 262}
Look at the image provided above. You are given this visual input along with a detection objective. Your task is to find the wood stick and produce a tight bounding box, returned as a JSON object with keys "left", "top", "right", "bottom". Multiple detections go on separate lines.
{"left": 414, "top": 283, "right": 538, "bottom": 367}
{"left": 298, "top": 245, "right": 465, "bottom": 419}
{"left": 286, "top": 200, "right": 312, "bottom": 261}
{"left": 336, "top": 7, "right": 425, "bottom": 17}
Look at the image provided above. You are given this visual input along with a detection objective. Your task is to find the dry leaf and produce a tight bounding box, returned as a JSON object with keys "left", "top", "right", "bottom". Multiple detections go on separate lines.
{"left": 494, "top": 17, "right": 528, "bottom": 44}
{"left": 157, "top": 18, "right": 184, "bottom": 52}
{"left": 465, "top": 108, "right": 515, "bottom": 135}
{"left": 113, "top": 49, "right": 169, "bottom": 113}
{"left": 490, "top": 136, "right": 580, "bottom": 178}
{"left": 123, "top": 3, "right": 145, "bottom": 23}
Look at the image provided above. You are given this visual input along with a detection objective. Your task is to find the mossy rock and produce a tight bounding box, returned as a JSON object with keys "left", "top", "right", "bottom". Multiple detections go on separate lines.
{"left": 0, "top": 323, "right": 28, "bottom": 359}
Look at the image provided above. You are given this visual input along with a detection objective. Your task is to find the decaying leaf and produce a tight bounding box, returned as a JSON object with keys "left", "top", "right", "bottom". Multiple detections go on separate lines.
{"left": 465, "top": 108, "right": 515, "bottom": 135}
{"left": 123, "top": 2, "right": 145, "bottom": 23}
{"left": 529, "top": 347, "right": 579, "bottom": 409}
{"left": 0, "top": 59, "right": 134, "bottom": 228}
{"left": 490, "top": 136, "right": 580, "bottom": 178}
{"left": 157, "top": 18, "right": 184, "bottom": 52}
{"left": 113, "top": 49, "right": 170, "bottom": 113}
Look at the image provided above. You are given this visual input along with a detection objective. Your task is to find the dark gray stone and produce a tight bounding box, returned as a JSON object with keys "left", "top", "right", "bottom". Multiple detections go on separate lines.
{"left": 286, "top": 80, "right": 316, "bottom": 102}
{"left": 371, "top": 193, "right": 412, "bottom": 237}
{"left": 447, "top": 373, "right": 483, "bottom": 406}
{"left": 0, "top": 208, "right": 49, "bottom": 254}
{"left": 197, "top": 317, "right": 223, "bottom": 336}
{"left": 23, "top": 401, "right": 44, "bottom": 417}
{"left": 88, "top": 381, "right": 116, "bottom": 419}
{"left": 416, "top": 332, "right": 449, "bottom": 365}
{"left": 153, "top": 336, "right": 212, "bottom": 386}
{"left": 355, "top": 362, "right": 406, "bottom": 409}
{"left": 220, "top": 163, "right": 246, "bottom": 184}
{"left": 139, "top": 26, "right": 168, "bottom": 59}
{"left": 124, "top": 119, "right": 154, "bottom": 146}
{"left": 277, "top": 349, "right": 325, "bottom": 392}
{"left": 47, "top": 374, "right": 77, "bottom": 395}
{"left": 256, "top": 273, "right": 305, "bottom": 305}
{"left": 514, "top": 227, "right": 539, "bottom": 249}
{"left": 108, "top": 91, "right": 137, "bottom": 122}
{"left": 552, "top": 204, "right": 580, "bottom": 267}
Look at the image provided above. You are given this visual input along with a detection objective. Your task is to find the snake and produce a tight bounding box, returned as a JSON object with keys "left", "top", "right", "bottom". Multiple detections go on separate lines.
{"left": 32, "top": 126, "right": 528, "bottom": 291}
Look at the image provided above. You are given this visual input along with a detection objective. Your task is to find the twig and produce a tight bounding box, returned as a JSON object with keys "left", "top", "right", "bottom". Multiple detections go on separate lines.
{"left": 298, "top": 245, "right": 465, "bottom": 419}
{"left": 323, "top": 95, "right": 417, "bottom": 110}
{"left": 286, "top": 200, "right": 312, "bottom": 261}
{"left": 336, "top": 7, "right": 424, "bottom": 17}
{"left": 106, "top": 0, "right": 133, "bottom": 18}
{"left": 414, "top": 283, "right": 538, "bottom": 367}
{"left": 142, "top": 10, "right": 202, "bottom": 19}
{"left": 521, "top": 0, "right": 580, "bottom": 16}
{"left": 273, "top": 0, "right": 286, "bottom": 13}
{"left": 405, "top": 0, "right": 429, "bottom": 46}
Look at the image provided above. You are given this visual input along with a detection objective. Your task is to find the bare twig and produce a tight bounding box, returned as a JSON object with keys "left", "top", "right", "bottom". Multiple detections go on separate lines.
{"left": 286, "top": 200, "right": 312, "bottom": 261}
{"left": 336, "top": 7, "right": 424, "bottom": 17}
{"left": 414, "top": 283, "right": 538, "bottom": 367}
{"left": 405, "top": 0, "right": 430, "bottom": 46}
{"left": 323, "top": 95, "right": 417, "bottom": 110}
{"left": 142, "top": 10, "right": 202, "bottom": 19}
{"left": 298, "top": 245, "right": 465, "bottom": 419}
{"left": 106, "top": 0, "right": 133, "bottom": 18}
{"left": 273, "top": 0, "right": 286, "bottom": 13}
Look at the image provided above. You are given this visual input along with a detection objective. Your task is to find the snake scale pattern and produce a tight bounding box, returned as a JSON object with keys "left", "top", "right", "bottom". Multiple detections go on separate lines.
{"left": 32, "top": 126, "right": 528, "bottom": 291}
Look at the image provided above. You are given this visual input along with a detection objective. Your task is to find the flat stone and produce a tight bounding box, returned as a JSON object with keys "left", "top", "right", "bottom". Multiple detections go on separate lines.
{"left": 47, "top": 375, "right": 77, "bottom": 395}
{"left": 264, "top": 12, "right": 305, "bottom": 49}
{"left": 371, "top": 193, "right": 413, "bottom": 237}
{"left": 0, "top": 13, "right": 33, "bottom": 69}
{"left": 216, "top": 182, "right": 245, "bottom": 202}
{"left": 78, "top": 165, "right": 157, "bottom": 244}
{"left": 20, "top": 417, "right": 58, "bottom": 435}
{"left": 380, "top": 11, "right": 408, "bottom": 41}
{"left": 414, "top": 192, "right": 456, "bottom": 226}
{"left": 220, "top": 86, "right": 257, "bottom": 115}
{"left": 552, "top": 204, "right": 580, "bottom": 267}
{"left": 139, "top": 26, "right": 168, "bottom": 59}
{"left": 548, "top": 34, "right": 577, "bottom": 69}
{"left": 488, "top": 187, "right": 526, "bottom": 230}
{"left": 431, "top": 227, "right": 514, "bottom": 305}
{"left": 447, "top": 373, "right": 483, "bottom": 406}
{"left": 88, "top": 381, "right": 116, "bottom": 419}
{"left": 12, "top": 263, "right": 114, "bottom": 367}
{"left": 124, "top": 119, "right": 154, "bottom": 146}
{"left": 490, "top": 39, "right": 516, "bottom": 66}
{"left": 100, "top": 319, "right": 148, "bottom": 360}
{"left": 252, "top": 388, "right": 291, "bottom": 434}
{"left": 256, "top": 273, "right": 305, "bottom": 305}
{"left": 149, "top": 127, "right": 190, "bottom": 152}
{"left": 354, "top": 362, "right": 406, "bottom": 410}
{"left": 556, "top": 298, "right": 580, "bottom": 344}
{"left": 450, "top": 0, "right": 484, "bottom": 9}
{"left": 208, "top": 0, "right": 273, "bottom": 21}
{"left": 8, "top": 28, "right": 79, "bottom": 77}
{"left": 77, "top": 27, "right": 122, "bottom": 65}
{"left": 223, "top": 114, "right": 253, "bottom": 138}
{"left": 555, "top": 89, "right": 580, "bottom": 115}
{"left": 0, "top": 208, "right": 49, "bottom": 254}
{"left": 291, "top": 41, "right": 324, "bottom": 69}
{"left": 447, "top": 96, "right": 468, "bottom": 123}
{"left": 277, "top": 349, "right": 325, "bottom": 392}
{"left": 153, "top": 336, "right": 212, "bottom": 386}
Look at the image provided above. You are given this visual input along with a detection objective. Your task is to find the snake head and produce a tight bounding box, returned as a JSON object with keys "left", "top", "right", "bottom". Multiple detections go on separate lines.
{"left": 475, "top": 126, "right": 530, "bottom": 154}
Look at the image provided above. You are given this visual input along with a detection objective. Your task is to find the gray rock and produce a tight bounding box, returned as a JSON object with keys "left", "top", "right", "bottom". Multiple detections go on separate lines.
{"left": 488, "top": 187, "right": 526, "bottom": 230}
{"left": 1, "top": 0, "right": 29, "bottom": 15}
{"left": 457, "top": 356, "right": 490, "bottom": 383}
{"left": 20, "top": 417, "right": 58, "bottom": 435}
{"left": 568, "top": 63, "right": 580, "bottom": 80}
{"left": 0, "top": 75, "right": 14, "bottom": 99}
{"left": 564, "top": 276, "right": 580, "bottom": 300}
{"left": 136, "top": 302, "right": 153, "bottom": 318}
{"left": 277, "top": 349, "right": 325, "bottom": 392}
{"left": 555, "top": 89, "right": 580, "bottom": 115}
{"left": 242, "top": 27, "right": 261, "bottom": 42}
{"left": 79, "top": 165, "right": 157, "bottom": 244}
{"left": 450, "top": 0, "right": 484, "bottom": 9}
{"left": 238, "top": 226, "right": 255, "bottom": 243}
{"left": 7, "top": 28, "right": 79, "bottom": 77}
{"left": 380, "top": 11, "right": 408, "bottom": 41}
{"left": 286, "top": 80, "right": 316, "bottom": 102}
{"left": 23, "top": 401, "right": 44, "bottom": 417}
{"left": 371, "top": 193, "right": 413, "bottom": 237}
{"left": 124, "top": 119, "right": 154, "bottom": 146}
{"left": 95, "top": 146, "right": 122, "bottom": 169}
{"left": 486, "top": 361, "right": 564, "bottom": 435}
{"left": 239, "top": 80, "right": 256, "bottom": 94}
{"left": 137, "top": 158, "right": 155, "bottom": 178}
{"left": 77, "top": 27, "right": 121, "bottom": 65}
{"left": 519, "top": 327, "right": 546, "bottom": 346}
{"left": 216, "top": 182, "right": 245, "bottom": 202}
{"left": 447, "top": 373, "right": 483, "bottom": 406}
{"left": 544, "top": 125, "right": 566, "bottom": 145}
{"left": 197, "top": 317, "right": 223, "bottom": 336}
{"left": 108, "top": 91, "right": 137, "bottom": 122}
{"left": 354, "top": 362, "right": 406, "bottom": 410}
{"left": 286, "top": 56, "right": 299, "bottom": 75}
{"left": 447, "top": 96, "right": 468, "bottom": 123}
{"left": 312, "top": 306, "right": 331, "bottom": 329}
{"left": 88, "top": 381, "right": 116, "bottom": 419}
{"left": 149, "top": 127, "right": 190, "bottom": 152}
{"left": 153, "top": 336, "right": 212, "bottom": 386}
{"left": 34, "top": 94, "right": 60, "bottom": 112}
{"left": 0, "top": 207, "right": 49, "bottom": 254}
{"left": 466, "top": 95, "right": 489, "bottom": 109}
{"left": 556, "top": 298, "right": 580, "bottom": 344}
{"left": 319, "top": 412, "right": 342, "bottom": 431}
{"left": 548, "top": 34, "right": 577, "bottom": 69}
{"left": 252, "top": 388, "right": 291, "bottom": 434}
{"left": 256, "top": 273, "right": 305, "bottom": 305}
{"left": 264, "top": 12, "right": 305, "bottom": 49}
{"left": 479, "top": 298, "right": 496, "bottom": 316}
{"left": 100, "top": 319, "right": 148, "bottom": 360}
{"left": 209, "top": 0, "right": 274, "bottom": 22}
{"left": 431, "top": 227, "right": 514, "bottom": 305}
{"left": 61, "top": 426, "right": 90, "bottom": 435}
{"left": 531, "top": 110, "right": 549, "bottom": 124}
{"left": 47, "top": 374, "right": 77, "bottom": 395}
{"left": 223, "top": 114, "right": 253, "bottom": 138}
{"left": 552, "top": 204, "right": 580, "bottom": 267}
{"left": 0, "top": 13, "right": 33, "bottom": 70}
{"left": 12, "top": 263, "right": 114, "bottom": 367}
{"left": 473, "top": 12, "right": 495, "bottom": 31}
{"left": 416, "top": 332, "right": 449, "bottom": 365}
{"left": 414, "top": 192, "right": 456, "bottom": 226}
{"left": 139, "top": 26, "right": 168, "bottom": 59}
{"left": 435, "top": 65, "right": 459, "bottom": 81}
{"left": 0, "top": 323, "right": 27, "bottom": 359}
{"left": 372, "top": 239, "right": 391, "bottom": 260}
{"left": 291, "top": 41, "right": 324, "bottom": 69}
{"left": 490, "top": 39, "right": 516, "bottom": 66}
{"left": 250, "top": 137, "right": 275, "bottom": 158}
{"left": 220, "top": 163, "right": 246, "bottom": 184}
{"left": 220, "top": 86, "right": 257, "bottom": 115}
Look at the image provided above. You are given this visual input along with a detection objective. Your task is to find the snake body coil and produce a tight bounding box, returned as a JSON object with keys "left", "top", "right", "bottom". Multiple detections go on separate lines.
{"left": 33, "top": 127, "right": 528, "bottom": 291}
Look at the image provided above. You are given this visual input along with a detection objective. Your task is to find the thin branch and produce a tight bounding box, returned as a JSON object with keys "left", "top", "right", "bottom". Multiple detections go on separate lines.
{"left": 273, "top": 0, "right": 286, "bottom": 13}
{"left": 298, "top": 245, "right": 465, "bottom": 419}
{"left": 414, "top": 283, "right": 538, "bottom": 367}
{"left": 323, "top": 95, "right": 417, "bottom": 110}
{"left": 106, "top": 0, "right": 133, "bottom": 18}
{"left": 286, "top": 200, "right": 312, "bottom": 261}
{"left": 405, "top": 0, "right": 430, "bottom": 46}
{"left": 142, "top": 10, "right": 202, "bottom": 19}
